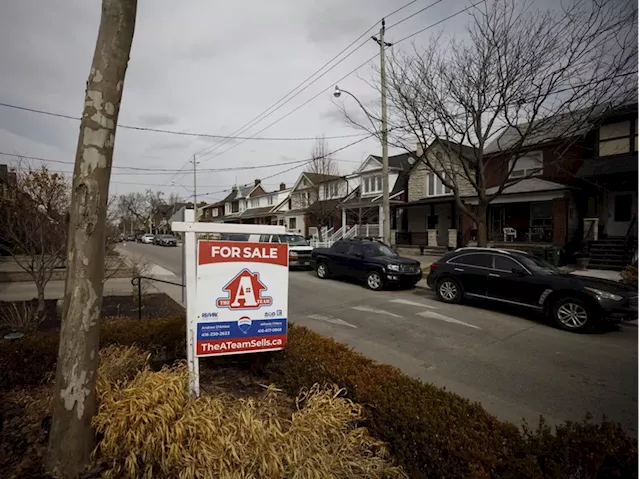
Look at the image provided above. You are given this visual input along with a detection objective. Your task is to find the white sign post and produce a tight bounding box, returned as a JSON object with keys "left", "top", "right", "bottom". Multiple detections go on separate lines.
{"left": 172, "top": 210, "right": 287, "bottom": 397}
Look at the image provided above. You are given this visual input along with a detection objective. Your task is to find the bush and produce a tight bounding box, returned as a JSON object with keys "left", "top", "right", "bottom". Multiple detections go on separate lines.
{"left": 94, "top": 363, "right": 406, "bottom": 478}
{"left": 1, "top": 317, "right": 636, "bottom": 478}
{"left": 621, "top": 264, "right": 638, "bottom": 287}
{"left": 0, "top": 316, "right": 184, "bottom": 389}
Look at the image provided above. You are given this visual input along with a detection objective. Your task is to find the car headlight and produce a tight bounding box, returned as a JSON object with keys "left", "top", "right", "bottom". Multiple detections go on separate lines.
{"left": 387, "top": 264, "right": 400, "bottom": 272}
{"left": 585, "top": 287, "right": 623, "bottom": 301}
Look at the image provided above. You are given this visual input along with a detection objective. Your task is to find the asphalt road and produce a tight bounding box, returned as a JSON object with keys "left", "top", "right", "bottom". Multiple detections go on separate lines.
{"left": 119, "top": 241, "right": 639, "bottom": 434}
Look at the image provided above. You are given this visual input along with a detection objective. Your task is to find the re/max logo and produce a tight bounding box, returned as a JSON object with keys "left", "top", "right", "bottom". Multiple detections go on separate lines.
{"left": 201, "top": 312, "right": 218, "bottom": 319}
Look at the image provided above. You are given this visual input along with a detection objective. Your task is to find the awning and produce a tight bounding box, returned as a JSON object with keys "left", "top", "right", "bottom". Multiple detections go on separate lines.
{"left": 463, "top": 178, "right": 572, "bottom": 205}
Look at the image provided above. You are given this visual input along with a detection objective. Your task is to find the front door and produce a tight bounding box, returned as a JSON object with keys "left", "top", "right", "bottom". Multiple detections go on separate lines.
{"left": 487, "top": 254, "right": 548, "bottom": 308}
{"left": 446, "top": 252, "right": 492, "bottom": 296}
{"left": 606, "top": 192, "right": 636, "bottom": 237}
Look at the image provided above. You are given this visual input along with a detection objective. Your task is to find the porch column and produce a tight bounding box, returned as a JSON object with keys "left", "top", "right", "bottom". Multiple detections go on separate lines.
{"left": 341, "top": 207, "right": 346, "bottom": 228}
{"left": 378, "top": 204, "right": 383, "bottom": 237}
{"left": 552, "top": 198, "right": 569, "bottom": 245}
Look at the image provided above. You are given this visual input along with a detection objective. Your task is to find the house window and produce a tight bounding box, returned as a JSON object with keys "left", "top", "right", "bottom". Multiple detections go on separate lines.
{"left": 509, "top": 152, "right": 543, "bottom": 178}
{"left": 426, "top": 172, "right": 452, "bottom": 197}
{"left": 614, "top": 194, "right": 632, "bottom": 222}
{"left": 267, "top": 195, "right": 274, "bottom": 205}
{"left": 225, "top": 204, "right": 231, "bottom": 215}
{"left": 231, "top": 201, "right": 239, "bottom": 213}
{"left": 323, "top": 182, "right": 340, "bottom": 199}
{"left": 599, "top": 120, "right": 637, "bottom": 156}
{"left": 213, "top": 208, "right": 219, "bottom": 217}
{"left": 250, "top": 198, "right": 259, "bottom": 208}
{"left": 363, "top": 175, "right": 382, "bottom": 194}
{"left": 289, "top": 217, "right": 297, "bottom": 230}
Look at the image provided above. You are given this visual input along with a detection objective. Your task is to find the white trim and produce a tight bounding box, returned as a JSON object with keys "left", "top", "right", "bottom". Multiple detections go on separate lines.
{"left": 465, "top": 190, "right": 565, "bottom": 205}
{"left": 355, "top": 155, "right": 382, "bottom": 173}
{"left": 171, "top": 222, "right": 286, "bottom": 234}
{"left": 371, "top": 190, "right": 405, "bottom": 202}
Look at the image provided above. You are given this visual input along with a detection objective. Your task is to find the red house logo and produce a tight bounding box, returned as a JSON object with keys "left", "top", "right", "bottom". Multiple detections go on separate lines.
{"left": 216, "top": 269, "right": 272, "bottom": 309}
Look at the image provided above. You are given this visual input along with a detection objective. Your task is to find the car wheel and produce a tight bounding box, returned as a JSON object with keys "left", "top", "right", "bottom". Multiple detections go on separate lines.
{"left": 552, "top": 297, "right": 593, "bottom": 332}
{"left": 366, "top": 271, "right": 384, "bottom": 291}
{"left": 316, "top": 263, "right": 330, "bottom": 279}
{"left": 435, "top": 277, "right": 462, "bottom": 304}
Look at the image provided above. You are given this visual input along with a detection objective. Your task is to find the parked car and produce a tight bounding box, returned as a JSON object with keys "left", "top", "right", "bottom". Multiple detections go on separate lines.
{"left": 255, "top": 234, "right": 313, "bottom": 268}
{"left": 310, "top": 239, "right": 422, "bottom": 290}
{"left": 136, "top": 234, "right": 144, "bottom": 243}
{"left": 426, "top": 247, "right": 638, "bottom": 332}
{"left": 153, "top": 234, "right": 164, "bottom": 245}
{"left": 157, "top": 234, "right": 178, "bottom": 247}
{"left": 141, "top": 234, "right": 155, "bottom": 244}
{"left": 126, "top": 234, "right": 136, "bottom": 242}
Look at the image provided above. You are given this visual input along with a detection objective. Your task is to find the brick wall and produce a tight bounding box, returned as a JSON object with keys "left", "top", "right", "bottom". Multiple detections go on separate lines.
{"left": 552, "top": 197, "right": 569, "bottom": 245}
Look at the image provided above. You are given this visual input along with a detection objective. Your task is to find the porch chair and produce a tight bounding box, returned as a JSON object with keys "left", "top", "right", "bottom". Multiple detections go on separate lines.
{"left": 503, "top": 227, "right": 517, "bottom": 242}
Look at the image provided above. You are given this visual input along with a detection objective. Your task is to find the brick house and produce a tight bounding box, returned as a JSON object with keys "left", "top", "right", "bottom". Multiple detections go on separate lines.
{"left": 475, "top": 102, "right": 637, "bottom": 257}
{"left": 200, "top": 181, "right": 291, "bottom": 225}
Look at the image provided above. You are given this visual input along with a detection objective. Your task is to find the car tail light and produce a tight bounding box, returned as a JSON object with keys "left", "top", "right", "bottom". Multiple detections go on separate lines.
{"left": 430, "top": 263, "right": 438, "bottom": 271}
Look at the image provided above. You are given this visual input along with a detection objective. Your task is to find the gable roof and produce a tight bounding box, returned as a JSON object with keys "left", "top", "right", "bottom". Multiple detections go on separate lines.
{"left": 304, "top": 172, "right": 341, "bottom": 184}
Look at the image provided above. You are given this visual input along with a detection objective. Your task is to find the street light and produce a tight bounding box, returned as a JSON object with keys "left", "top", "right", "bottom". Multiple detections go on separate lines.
{"left": 334, "top": 84, "right": 390, "bottom": 245}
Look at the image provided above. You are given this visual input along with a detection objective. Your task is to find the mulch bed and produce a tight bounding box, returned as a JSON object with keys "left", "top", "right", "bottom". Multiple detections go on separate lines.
{"left": 0, "top": 294, "right": 184, "bottom": 336}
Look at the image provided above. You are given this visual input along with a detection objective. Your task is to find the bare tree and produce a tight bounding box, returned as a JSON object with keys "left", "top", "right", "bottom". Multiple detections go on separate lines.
{"left": 347, "top": 0, "right": 637, "bottom": 246}
{"left": 0, "top": 164, "right": 69, "bottom": 316}
{"left": 117, "top": 189, "right": 167, "bottom": 233}
{"left": 47, "top": 0, "right": 137, "bottom": 476}
{"left": 293, "top": 137, "right": 342, "bottom": 240}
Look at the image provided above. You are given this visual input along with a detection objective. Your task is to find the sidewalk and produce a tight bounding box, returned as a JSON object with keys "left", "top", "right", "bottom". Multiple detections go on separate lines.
{"left": 0, "top": 278, "right": 134, "bottom": 302}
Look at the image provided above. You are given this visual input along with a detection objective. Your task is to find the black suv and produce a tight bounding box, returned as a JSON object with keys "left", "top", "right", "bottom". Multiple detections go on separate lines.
{"left": 311, "top": 239, "right": 422, "bottom": 290}
{"left": 427, "top": 247, "right": 637, "bottom": 332}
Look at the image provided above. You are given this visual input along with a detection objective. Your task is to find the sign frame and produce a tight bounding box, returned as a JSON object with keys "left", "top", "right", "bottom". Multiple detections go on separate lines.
{"left": 171, "top": 209, "right": 287, "bottom": 397}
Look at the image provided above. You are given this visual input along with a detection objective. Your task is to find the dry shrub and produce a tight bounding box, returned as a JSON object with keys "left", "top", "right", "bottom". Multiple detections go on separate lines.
{"left": 0, "top": 301, "right": 43, "bottom": 333}
{"left": 97, "top": 344, "right": 149, "bottom": 386}
{"left": 93, "top": 363, "right": 406, "bottom": 479}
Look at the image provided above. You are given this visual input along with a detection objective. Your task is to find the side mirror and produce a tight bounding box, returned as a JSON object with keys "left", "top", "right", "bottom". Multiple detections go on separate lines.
{"left": 512, "top": 267, "right": 526, "bottom": 276}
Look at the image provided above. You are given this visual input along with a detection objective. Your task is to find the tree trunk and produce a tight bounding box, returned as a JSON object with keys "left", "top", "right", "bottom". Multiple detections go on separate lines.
{"left": 36, "top": 282, "right": 46, "bottom": 318}
{"left": 476, "top": 202, "right": 488, "bottom": 247}
{"left": 46, "top": 1, "right": 137, "bottom": 477}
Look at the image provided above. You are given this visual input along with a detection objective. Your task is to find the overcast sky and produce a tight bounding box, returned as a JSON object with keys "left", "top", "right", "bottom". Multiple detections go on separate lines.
{"left": 1, "top": 0, "right": 480, "bottom": 202}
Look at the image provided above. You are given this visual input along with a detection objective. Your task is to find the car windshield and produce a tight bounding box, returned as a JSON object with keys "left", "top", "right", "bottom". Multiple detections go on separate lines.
{"left": 362, "top": 242, "right": 398, "bottom": 257}
{"left": 162, "top": 235, "right": 175, "bottom": 239}
{"left": 516, "top": 254, "right": 563, "bottom": 275}
{"left": 277, "top": 235, "right": 309, "bottom": 246}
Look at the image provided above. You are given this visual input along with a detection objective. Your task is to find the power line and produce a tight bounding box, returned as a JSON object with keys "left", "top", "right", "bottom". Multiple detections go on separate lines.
{"left": 0, "top": 101, "right": 367, "bottom": 141}
{"left": 166, "top": 0, "right": 424, "bottom": 186}
{"left": 0, "top": 151, "right": 362, "bottom": 173}
{"left": 195, "top": 0, "right": 479, "bottom": 167}
{"left": 197, "top": 134, "right": 374, "bottom": 200}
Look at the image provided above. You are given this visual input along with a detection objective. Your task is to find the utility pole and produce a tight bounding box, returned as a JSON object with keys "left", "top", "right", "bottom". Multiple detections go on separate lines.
{"left": 373, "top": 19, "right": 393, "bottom": 245}
{"left": 192, "top": 155, "right": 198, "bottom": 221}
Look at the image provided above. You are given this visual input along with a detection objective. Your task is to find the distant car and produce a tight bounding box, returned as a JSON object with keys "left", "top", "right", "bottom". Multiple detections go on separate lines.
{"left": 217, "top": 233, "right": 313, "bottom": 269}
{"left": 141, "top": 234, "right": 155, "bottom": 244}
{"left": 158, "top": 235, "right": 178, "bottom": 247}
{"left": 310, "top": 239, "right": 422, "bottom": 290}
{"left": 136, "top": 234, "right": 144, "bottom": 243}
{"left": 126, "top": 234, "right": 136, "bottom": 242}
{"left": 153, "top": 234, "right": 163, "bottom": 245}
{"left": 426, "top": 247, "right": 638, "bottom": 332}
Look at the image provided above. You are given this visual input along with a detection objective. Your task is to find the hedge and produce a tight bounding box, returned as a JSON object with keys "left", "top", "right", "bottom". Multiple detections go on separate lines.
{"left": 0, "top": 317, "right": 636, "bottom": 478}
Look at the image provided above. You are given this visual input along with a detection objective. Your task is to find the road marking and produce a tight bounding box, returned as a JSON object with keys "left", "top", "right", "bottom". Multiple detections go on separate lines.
{"left": 417, "top": 310, "right": 480, "bottom": 329}
{"left": 389, "top": 298, "right": 437, "bottom": 309}
{"left": 352, "top": 305, "right": 403, "bottom": 318}
{"left": 308, "top": 314, "right": 358, "bottom": 328}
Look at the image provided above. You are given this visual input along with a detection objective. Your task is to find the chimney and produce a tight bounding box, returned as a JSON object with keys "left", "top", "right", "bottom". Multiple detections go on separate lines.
{"left": 416, "top": 142, "right": 424, "bottom": 158}
{"left": 279, "top": 182, "right": 286, "bottom": 191}
{"left": 254, "top": 179, "right": 261, "bottom": 186}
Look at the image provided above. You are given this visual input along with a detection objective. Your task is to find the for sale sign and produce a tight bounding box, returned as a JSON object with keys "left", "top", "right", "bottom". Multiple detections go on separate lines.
{"left": 195, "top": 241, "right": 288, "bottom": 357}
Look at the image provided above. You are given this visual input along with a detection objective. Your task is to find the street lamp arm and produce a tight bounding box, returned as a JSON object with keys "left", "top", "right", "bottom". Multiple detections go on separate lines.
{"left": 335, "top": 87, "right": 380, "bottom": 138}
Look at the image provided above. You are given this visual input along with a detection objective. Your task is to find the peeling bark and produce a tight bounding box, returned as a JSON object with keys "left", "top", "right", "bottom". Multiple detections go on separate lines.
{"left": 46, "top": 1, "right": 137, "bottom": 477}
